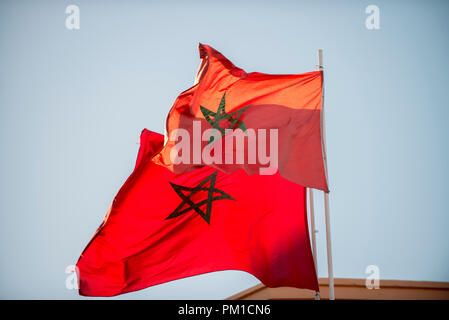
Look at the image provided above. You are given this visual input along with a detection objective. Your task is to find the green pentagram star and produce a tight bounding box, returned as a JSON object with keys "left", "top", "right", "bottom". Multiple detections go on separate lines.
{"left": 200, "top": 92, "right": 251, "bottom": 144}
{"left": 165, "top": 171, "right": 235, "bottom": 225}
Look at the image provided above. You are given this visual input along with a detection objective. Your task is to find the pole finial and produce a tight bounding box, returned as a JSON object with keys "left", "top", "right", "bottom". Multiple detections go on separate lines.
{"left": 318, "top": 49, "right": 324, "bottom": 70}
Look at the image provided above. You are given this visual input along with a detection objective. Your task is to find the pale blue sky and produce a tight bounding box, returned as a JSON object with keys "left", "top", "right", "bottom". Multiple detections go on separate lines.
{"left": 1, "top": 0, "right": 448, "bottom": 299}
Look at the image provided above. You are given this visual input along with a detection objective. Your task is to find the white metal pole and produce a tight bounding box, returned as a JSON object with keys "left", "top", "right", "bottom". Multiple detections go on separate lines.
{"left": 308, "top": 189, "right": 320, "bottom": 300}
{"left": 324, "top": 192, "right": 334, "bottom": 300}
{"left": 318, "top": 49, "right": 335, "bottom": 300}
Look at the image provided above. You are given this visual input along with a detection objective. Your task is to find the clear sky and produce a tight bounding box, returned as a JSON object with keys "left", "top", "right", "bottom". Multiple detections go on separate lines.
{"left": 1, "top": 0, "right": 448, "bottom": 299}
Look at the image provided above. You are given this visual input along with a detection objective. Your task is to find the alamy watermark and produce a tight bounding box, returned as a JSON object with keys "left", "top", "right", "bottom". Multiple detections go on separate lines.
{"left": 169, "top": 124, "right": 279, "bottom": 175}
{"left": 365, "top": 265, "right": 380, "bottom": 289}
{"left": 365, "top": 5, "right": 380, "bottom": 30}
{"left": 65, "top": 5, "right": 80, "bottom": 30}
{"left": 169, "top": 93, "right": 279, "bottom": 175}
{"left": 65, "top": 265, "right": 79, "bottom": 290}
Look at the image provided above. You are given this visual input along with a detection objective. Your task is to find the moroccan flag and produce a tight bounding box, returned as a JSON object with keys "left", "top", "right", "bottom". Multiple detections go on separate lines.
{"left": 76, "top": 130, "right": 318, "bottom": 296}
{"left": 154, "top": 43, "right": 328, "bottom": 192}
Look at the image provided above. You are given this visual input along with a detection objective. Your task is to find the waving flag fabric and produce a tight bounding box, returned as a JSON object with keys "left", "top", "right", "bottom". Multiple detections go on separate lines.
{"left": 154, "top": 43, "right": 328, "bottom": 192}
{"left": 76, "top": 130, "right": 318, "bottom": 296}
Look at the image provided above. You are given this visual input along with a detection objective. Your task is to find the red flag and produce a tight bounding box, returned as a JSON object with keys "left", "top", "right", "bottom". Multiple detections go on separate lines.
{"left": 154, "top": 43, "right": 328, "bottom": 192}
{"left": 76, "top": 130, "right": 318, "bottom": 296}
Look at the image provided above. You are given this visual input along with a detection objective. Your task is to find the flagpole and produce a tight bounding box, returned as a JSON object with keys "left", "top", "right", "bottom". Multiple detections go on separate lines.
{"left": 318, "top": 49, "right": 335, "bottom": 300}
{"left": 308, "top": 188, "right": 320, "bottom": 300}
